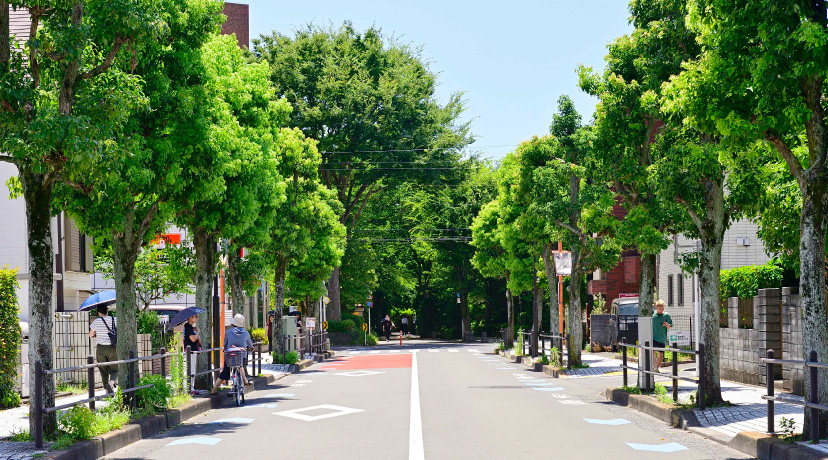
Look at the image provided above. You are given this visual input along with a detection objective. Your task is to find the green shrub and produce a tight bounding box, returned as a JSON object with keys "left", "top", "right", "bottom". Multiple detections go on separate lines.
{"left": 719, "top": 262, "right": 783, "bottom": 300}
{"left": 94, "top": 388, "right": 130, "bottom": 434}
{"left": 58, "top": 406, "right": 96, "bottom": 440}
{"left": 136, "top": 374, "right": 170, "bottom": 412}
{"left": 250, "top": 328, "right": 268, "bottom": 345}
{"left": 549, "top": 347, "right": 562, "bottom": 368}
{"left": 167, "top": 334, "right": 187, "bottom": 397}
{"left": 0, "top": 267, "right": 22, "bottom": 409}
{"left": 327, "top": 319, "right": 356, "bottom": 332}
{"left": 366, "top": 333, "right": 378, "bottom": 346}
{"left": 273, "top": 350, "right": 299, "bottom": 364}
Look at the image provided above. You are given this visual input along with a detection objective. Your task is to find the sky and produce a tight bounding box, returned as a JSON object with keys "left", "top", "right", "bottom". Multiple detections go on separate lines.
{"left": 243, "top": 1, "right": 633, "bottom": 160}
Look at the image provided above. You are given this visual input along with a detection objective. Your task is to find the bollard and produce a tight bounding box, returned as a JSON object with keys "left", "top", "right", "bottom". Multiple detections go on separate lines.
{"left": 566, "top": 334, "right": 572, "bottom": 371}
{"left": 160, "top": 347, "right": 167, "bottom": 378}
{"left": 34, "top": 361, "right": 43, "bottom": 448}
{"left": 622, "top": 340, "right": 628, "bottom": 388}
{"left": 186, "top": 346, "right": 193, "bottom": 393}
{"left": 766, "top": 349, "right": 775, "bottom": 435}
{"left": 698, "top": 343, "right": 706, "bottom": 410}
{"left": 87, "top": 355, "right": 96, "bottom": 411}
{"left": 809, "top": 350, "right": 818, "bottom": 444}
{"left": 643, "top": 341, "right": 651, "bottom": 393}
{"left": 128, "top": 351, "right": 136, "bottom": 409}
{"left": 672, "top": 343, "right": 678, "bottom": 402}
{"left": 258, "top": 344, "right": 262, "bottom": 376}
{"left": 400, "top": 332, "right": 402, "bottom": 346}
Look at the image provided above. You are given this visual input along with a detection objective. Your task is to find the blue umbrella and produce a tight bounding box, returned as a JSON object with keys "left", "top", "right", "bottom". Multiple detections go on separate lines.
{"left": 168, "top": 307, "right": 205, "bottom": 328}
{"left": 79, "top": 291, "right": 117, "bottom": 311}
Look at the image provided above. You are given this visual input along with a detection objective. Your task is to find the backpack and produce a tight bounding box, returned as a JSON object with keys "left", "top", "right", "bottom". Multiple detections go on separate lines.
{"left": 102, "top": 316, "right": 117, "bottom": 345}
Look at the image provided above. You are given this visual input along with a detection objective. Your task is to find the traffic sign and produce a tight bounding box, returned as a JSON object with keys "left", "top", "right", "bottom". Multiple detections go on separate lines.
{"left": 305, "top": 317, "right": 316, "bottom": 329}
{"left": 362, "top": 323, "right": 368, "bottom": 332}
{"left": 323, "top": 321, "right": 328, "bottom": 331}
{"left": 366, "top": 301, "right": 373, "bottom": 307}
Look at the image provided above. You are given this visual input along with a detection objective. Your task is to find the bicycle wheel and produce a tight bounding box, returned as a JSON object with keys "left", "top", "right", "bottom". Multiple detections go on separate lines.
{"left": 233, "top": 370, "right": 242, "bottom": 406}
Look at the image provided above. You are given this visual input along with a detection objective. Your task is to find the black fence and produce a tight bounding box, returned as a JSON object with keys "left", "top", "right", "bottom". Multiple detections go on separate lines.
{"left": 539, "top": 332, "right": 571, "bottom": 370}
{"left": 185, "top": 341, "right": 265, "bottom": 390}
{"left": 618, "top": 340, "right": 706, "bottom": 410}
{"left": 762, "top": 349, "right": 828, "bottom": 444}
{"left": 33, "top": 349, "right": 173, "bottom": 448}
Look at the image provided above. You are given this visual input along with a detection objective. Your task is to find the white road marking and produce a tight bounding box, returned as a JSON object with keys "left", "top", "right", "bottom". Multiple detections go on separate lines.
{"left": 584, "top": 418, "right": 631, "bottom": 425}
{"left": 516, "top": 379, "right": 545, "bottom": 382}
{"left": 239, "top": 403, "right": 278, "bottom": 409}
{"left": 166, "top": 437, "right": 223, "bottom": 446}
{"left": 626, "top": 442, "right": 688, "bottom": 453}
{"left": 274, "top": 404, "right": 364, "bottom": 422}
{"left": 295, "top": 380, "right": 313, "bottom": 383}
{"left": 559, "top": 400, "right": 585, "bottom": 405}
{"left": 523, "top": 382, "right": 559, "bottom": 386}
{"left": 428, "top": 349, "right": 439, "bottom": 353}
{"left": 389, "top": 350, "right": 400, "bottom": 353}
{"left": 448, "top": 349, "right": 460, "bottom": 353}
{"left": 290, "top": 384, "right": 305, "bottom": 387}
{"left": 210, "top": 418, "right": 254, "bottom": 424}
{"left": 369, "top": 350, "right": 381, "bottom": 354}
{"left": 549, "top": 394, "right": 570, "bottom": 399}
{"left": 336, "top": 371, "right": 385, "bottom": 377}
{"left": 532, "top": 387, "right": 565, "bottom": 392}
{"left": 496, "top": 367, "right": 514, "bottom": 370}
{"left": 349, "top": 351, "right": 361, "bottom": 355}
{"left": 409, "top": 348, "right": 425, "bottom": 460}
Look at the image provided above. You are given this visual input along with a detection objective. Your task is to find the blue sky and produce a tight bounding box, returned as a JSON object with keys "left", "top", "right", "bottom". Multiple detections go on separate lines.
{"left": 243, "top": 1, "right": 633, "bottom": 160}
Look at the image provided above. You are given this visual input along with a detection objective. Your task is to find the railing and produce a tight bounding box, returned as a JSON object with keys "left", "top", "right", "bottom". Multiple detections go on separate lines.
{"left": 33, "top": 348, "right": 172, "bottom": 448}
{"left": 761, "top": 349, "right": 828, "bottom": 443}
{"left": 185, "top": 342, "right": 265, "bottom": 391}
{"left": 539, "top": 332, "right": 571, "bottom": 370}
{"left": 520, "top": 331, "right": 533, "bottom": 357}
{"left": 275, "top": 332, "right": 329, "bottom": 364}
{"left": 618, "top": 340, "right": 706, "bottom": 410}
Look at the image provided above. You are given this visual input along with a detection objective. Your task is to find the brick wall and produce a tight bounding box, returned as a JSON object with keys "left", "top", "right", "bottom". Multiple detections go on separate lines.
{"left": 221, "top": 2, "right": 249, "bottom": 49}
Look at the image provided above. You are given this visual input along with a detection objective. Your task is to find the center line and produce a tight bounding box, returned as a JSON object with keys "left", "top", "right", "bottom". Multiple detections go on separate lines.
{"left": 409, "top": 349, "right": 424, "bottom": 460}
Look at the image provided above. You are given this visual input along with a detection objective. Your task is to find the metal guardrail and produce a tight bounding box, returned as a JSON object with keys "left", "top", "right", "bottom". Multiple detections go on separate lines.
{"left": 761, "top": 349, "right": 828, "bottom": 443}
{"left": 618, "top": 340, "right": 706, "bottom": 410}
{"left": 33, "top": 348, "right": 173, "bottom": 448}
{"left": 186, "top": 342, "right": 265, "bottom": 388}
{"left": 539, "top": 332, "right": 571, "bottom": 370}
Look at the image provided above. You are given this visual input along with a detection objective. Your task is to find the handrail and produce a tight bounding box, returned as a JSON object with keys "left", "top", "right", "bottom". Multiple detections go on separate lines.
{"left": 43, "top": 352, "right": 173, "bottom": 375}
{"left": 761, "top": 349, "right": 827, "bottom": 443}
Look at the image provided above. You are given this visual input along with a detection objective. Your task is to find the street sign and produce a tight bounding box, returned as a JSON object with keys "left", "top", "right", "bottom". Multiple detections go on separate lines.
{"left": 668, "top": 331, "right": 691, "bottom": 347}
{"left": 554, "top": 251, "right": 572, "bottom": 276}
{"left": 158, "top": 315, "right": 169, "bottom": 324}
{"left": 362, "top": 323, "right": 368, "bottom": 332}
{"left": 366, "top": 301, "right": 372, "bottom": 307}
{"left": 323, "top": 321, "right": 328, "bottom": 331}
{"left": 305, "top": 317, "right": 316, "bottom": 329}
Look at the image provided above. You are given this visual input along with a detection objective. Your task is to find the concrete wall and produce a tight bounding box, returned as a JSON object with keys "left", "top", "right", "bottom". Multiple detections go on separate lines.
{"left": 781, "top": 287, "right": 804, "bottom": 395}
{"left": 718, "top": 289, "right": 782, "bottom": 387}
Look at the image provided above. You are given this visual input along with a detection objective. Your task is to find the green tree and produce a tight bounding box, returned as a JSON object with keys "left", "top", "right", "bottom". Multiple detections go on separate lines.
{"left": 95, "top": 244, "right": 195, "bottom": 311}
{"left": 0, "top": 0, "right": 183, "bottom": 435}
{"left": 253, "top": 23, "right": 472, "bottom": 319}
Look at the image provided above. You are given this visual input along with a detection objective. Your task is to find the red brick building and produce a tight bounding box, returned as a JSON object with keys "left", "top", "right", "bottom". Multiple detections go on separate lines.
{"left": 587, "top": 199, "right": 640, "bottom": 306}
{"left": 221, "top": 2, "right": 250, "bottom": 49}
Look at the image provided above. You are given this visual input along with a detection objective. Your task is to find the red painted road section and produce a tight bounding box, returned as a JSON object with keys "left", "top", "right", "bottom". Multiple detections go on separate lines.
{"left": 319, "top": 354, "right": 412, "bottom": 370}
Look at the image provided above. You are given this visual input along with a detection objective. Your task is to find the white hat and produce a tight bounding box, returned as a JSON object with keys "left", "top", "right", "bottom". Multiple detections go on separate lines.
{"left": 232, "top": 314, "right": 245, "bottom": 328}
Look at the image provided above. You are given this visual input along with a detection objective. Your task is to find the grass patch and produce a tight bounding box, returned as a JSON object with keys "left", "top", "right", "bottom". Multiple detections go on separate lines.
{"left": 49, "top": 434, "right": 75, "bottom": 451}
{"left": 572, "top": 363, "right": 590, "bottom": 369}
{"left": 56, "top": 381, "right": 88, "bottom": 395}
{"left": 5, "top": 428, "right": 30, "bottom": 442}
{"left": 168, "top": 393, "right": 191, "bottom": 408}
{"left": 620, "top": 384, "right": 697, "bottom": 409}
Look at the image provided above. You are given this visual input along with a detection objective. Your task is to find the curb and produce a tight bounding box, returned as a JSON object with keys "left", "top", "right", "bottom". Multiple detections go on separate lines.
{"left": 604, "top": 387, "right": 828, "bottom": 460}
{"left": 43, "top": 356, "right": 331, "bottom": 460}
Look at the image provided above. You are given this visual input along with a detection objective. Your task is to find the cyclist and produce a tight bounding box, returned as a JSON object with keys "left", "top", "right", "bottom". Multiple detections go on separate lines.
{"left": 211, "top": 314, "right": 254, "bottom": 395}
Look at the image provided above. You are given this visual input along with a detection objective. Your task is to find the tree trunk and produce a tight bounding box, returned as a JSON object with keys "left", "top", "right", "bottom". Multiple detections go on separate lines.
{"left": 20, "top": 168, "right": 56, "bottom": 437}
{"left": 568, "top": 248, "right": 583, "bottom": 366}
{"left": 192, "top": 228, "right": 214, "bottom": 389}
{"left": 639, "top": 253, "right": 656, "bottom": 317}
{"left": 226, "top": 245, "right": 243, "bottom": 315}
{"left": 460, "top": 291, "right": 471, "bottom": 342}
{"left": 272, "top": 255, "right": 287, "bottom": 356}
{"left": 327, "top": 266, "right": 341, "bottom": 320}
{"left": 543, "top": 244, "right": 559, "bottom": 336}
{"left": 800, "top": 189, "right": 828, "bottom": 438}
{"left": 506, "top": 273, "right": 514, "bottom": 348}
{"left": 111, "top": 210, "right": 140, "bottom": 394}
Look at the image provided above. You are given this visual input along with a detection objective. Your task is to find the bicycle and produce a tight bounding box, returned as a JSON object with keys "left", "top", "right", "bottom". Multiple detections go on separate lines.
{"left": 225, "top": 348, "right": 247, "bottom": 406}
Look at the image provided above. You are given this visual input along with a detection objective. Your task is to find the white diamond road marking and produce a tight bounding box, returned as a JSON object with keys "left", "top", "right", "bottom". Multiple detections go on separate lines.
{"left": 626, "top": 443, "right": 688, "bottom": 453}
{"left": 239, "top": 403, "right": 278, "bottom": 409}
{"left": 274, "top": 404, "right": 364, "bottom": 422}
{"left": 533, "top": 387, "right": 565, "bottom": 392}
{"left": 210, "top": 418, "right": 254, "bottom": 424}
{"left": 265, "top": 393, "right": 295, "bottom": 399}
{"left": 584, "top": 418, "right": 631, "bottom": 426}
{"left": 335, "top": 371, "right": 385, "bottom": 377}
{"left": 167, "top": 437, "right": 222, "bottom": 446}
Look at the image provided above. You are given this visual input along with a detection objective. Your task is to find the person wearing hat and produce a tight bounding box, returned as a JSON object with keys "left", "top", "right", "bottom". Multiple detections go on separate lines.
{"left": 211, "top": 314, "right": 254, "bottom": 395}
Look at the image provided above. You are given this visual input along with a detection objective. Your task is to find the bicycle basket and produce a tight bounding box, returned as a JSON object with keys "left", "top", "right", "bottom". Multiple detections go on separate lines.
{"left": 225, "top": 351, "right": 244, "bottom": 367}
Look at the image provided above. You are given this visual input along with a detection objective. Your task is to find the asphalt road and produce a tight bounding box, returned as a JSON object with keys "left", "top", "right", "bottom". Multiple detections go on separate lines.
{"left": 104, "top": 341, "right": 753, "bottom": 460}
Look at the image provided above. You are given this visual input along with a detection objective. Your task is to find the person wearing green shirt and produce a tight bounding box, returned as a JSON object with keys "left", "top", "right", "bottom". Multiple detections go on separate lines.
{"left": 652, "top": 299, "right": 672, "bottom": 369}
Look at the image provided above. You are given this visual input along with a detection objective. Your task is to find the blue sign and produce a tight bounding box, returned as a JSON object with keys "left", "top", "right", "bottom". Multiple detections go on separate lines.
{"left": 366, "top": 301, "right": 373, "bottom": 307}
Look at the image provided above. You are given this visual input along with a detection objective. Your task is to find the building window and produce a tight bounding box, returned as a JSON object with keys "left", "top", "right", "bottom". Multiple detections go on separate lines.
{"left": 677, "top": 275, "right": 684, "bottom": 306}
{"left": 667, "top": 275, "right": 674, "bottom": 306}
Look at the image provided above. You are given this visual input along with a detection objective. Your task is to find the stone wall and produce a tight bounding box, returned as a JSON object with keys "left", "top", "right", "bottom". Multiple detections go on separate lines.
{"left": 719, "top": 289, "right": 782, "bottom": 386}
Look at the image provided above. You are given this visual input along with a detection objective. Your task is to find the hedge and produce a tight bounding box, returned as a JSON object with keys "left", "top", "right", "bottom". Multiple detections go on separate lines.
{"left": 719, "top": 262, "right": 783, "bottom": 300}
{"left": 0, "top": 266, "right": 21, "bottom": 408}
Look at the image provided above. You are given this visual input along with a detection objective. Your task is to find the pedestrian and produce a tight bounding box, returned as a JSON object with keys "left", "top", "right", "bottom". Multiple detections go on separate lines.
{"left": 381, "top": 315, "right": 393, "bottom": 341}
{"left": 401, "top": 316, "right": 409, "bottom": 336}
{"left": 652, "top": 299, "right": 673, "bottom": 369}
{"left": 211, "top": 314, "right": 254, "bottom": 394}
{"left": 88, "top": 305, "right": 118, "bottom": 393}
{"left": 183, "top": 315, "right": 201, "bottom": 392}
